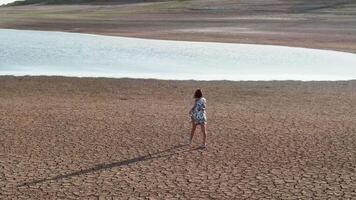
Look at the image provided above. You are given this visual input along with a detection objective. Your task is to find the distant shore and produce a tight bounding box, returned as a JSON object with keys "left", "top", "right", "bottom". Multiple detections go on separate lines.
{"left": 1, "top": 0, "right": 356, "bottom": 53}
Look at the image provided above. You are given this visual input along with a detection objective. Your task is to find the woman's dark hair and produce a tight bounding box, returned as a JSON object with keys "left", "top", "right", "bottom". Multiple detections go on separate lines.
{"left": 194, "top": 89, "right": 203, "bottom": 98}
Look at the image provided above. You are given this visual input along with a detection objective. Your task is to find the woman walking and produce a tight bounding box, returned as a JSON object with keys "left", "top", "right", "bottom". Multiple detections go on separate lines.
{"left": 189, "top": 89, "right": 207, "bottom": 148}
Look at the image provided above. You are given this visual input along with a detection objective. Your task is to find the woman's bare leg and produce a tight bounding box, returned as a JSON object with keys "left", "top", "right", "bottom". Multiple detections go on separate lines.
{"left": 201, "top": 124, "right": 207, "bottom": 146}
{"left": 190, "top": 122, "right": 197, "bottom": 143}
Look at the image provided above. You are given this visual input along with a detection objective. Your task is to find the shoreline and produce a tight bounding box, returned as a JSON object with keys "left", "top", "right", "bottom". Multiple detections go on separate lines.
{"left": 2, "top": 29, "right": 356, "bottom": 82}
{"left": 1, "top": 1, "right": 356, "bottom": 54}
{"left": 3, "top": 27, "right": 356, "bottom": 55}
{"left": 2, "top": 75, "right": 356, "bottom": 83}
{"left": 3, "top": 26, "right": 356, "bottom": 55}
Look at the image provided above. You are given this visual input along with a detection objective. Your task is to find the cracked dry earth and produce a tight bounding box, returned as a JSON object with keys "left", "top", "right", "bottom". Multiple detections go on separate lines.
{"left": 0, "top": 76, "right": 355, "bottom": 199}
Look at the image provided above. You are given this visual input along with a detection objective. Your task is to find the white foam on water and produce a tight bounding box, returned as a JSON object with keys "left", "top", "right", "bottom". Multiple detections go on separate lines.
{"left": 1, "top": 28, "right": 356, "bottom": 81}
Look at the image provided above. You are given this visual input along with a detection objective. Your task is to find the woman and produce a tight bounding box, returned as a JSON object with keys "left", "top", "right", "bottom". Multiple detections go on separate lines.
{"left": 189, "top": 89, "right": 207, "bottom": 148}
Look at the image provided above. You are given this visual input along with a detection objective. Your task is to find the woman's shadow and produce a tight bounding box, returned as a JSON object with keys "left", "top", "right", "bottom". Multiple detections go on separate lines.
{"left": 18, "top": 143, "right": 203, "bottom": 187}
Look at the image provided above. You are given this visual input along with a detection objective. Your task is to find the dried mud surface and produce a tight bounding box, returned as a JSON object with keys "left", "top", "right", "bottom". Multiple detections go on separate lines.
{"left": 1, "top": 76, "right": 356, "bottom": 199}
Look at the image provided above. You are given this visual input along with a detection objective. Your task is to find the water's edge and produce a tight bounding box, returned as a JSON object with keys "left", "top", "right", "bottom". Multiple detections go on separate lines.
{"left": 1, "top": 29, "right": 356, "bottom": 81}
{"left": 3, "top": 28, "right": 356, "bottom": 54}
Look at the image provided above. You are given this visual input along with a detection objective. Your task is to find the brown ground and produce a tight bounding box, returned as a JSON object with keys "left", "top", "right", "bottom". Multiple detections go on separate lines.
{"left": 1, "top": 0, "right": 356, "bottom": 53}
{"left": 1, "top": 0, "right": 356, "bottom": 199}
{"left": 1, "top": 76, "right": 356, "bottom": 199}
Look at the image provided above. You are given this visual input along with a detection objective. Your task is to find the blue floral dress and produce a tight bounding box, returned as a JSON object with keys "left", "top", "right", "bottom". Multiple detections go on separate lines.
{"left": 190, "top": 97, "right": 207, "bottom": 125}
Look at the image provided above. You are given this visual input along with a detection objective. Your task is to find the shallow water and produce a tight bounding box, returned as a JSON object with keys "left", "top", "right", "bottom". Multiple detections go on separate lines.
{"left": 1, "top": 29, "right": 356, "bottom": 81}
{"left": 0, "top": 0, "right": 16, "bottom": 5}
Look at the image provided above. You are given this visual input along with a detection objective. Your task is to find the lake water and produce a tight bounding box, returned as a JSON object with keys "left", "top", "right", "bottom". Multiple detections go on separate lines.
{"left": 1, "top": 29, "right": 356, "bottom": 81}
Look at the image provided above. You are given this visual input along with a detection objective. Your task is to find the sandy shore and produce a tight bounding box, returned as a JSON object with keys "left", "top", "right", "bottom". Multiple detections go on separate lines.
{"left": 1, "top": 76, "right": 355, "bottom": 199}
{"left": 1, "top": 0, "right": 356, "bottom": 53}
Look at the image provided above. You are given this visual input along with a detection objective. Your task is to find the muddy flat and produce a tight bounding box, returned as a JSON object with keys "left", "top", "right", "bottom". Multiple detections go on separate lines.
{"left": 1, "top": 0, "right": 356, "bottom": 199}
{"left": 1, "top": 0, "right": 356, "bottom": 53}
{"left": 1, "top": 76, "right": 355, "bottom": 199}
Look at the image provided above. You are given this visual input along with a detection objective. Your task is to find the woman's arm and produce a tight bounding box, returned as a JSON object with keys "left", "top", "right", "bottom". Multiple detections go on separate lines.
{"left": 200, "top": 98, "right": 206, "bottom": 111}
{"left": 189, "top": 100, "right": 197, "bottom": 113}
